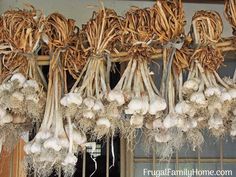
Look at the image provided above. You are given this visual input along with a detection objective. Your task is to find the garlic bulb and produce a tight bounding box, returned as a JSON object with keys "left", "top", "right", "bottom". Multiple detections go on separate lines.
{"left": 130, "top": 114, "right": 144, "bottom": 128}
{"left": 175, "top": 101, "right": 191, "bottom": 114}
{"left": 60, "top": 92, "right": 82, "bottom": 107}
{"left": 23, "top": 80, "right": 39, "bottom": 90}
{"left": 107, "top": 90, "right": 125, "bottom": 106}
{"left": 30, "top": 141, "right": 42, "bottom": 154}
{"left": 163, "top": 113, "right": 178, "bottom": 129}
{"left": 152, "top": 119, "right": 164, "bottom": 129}
{"left": 62, "top": 153, "right": 77, "bottom": 166}
{"left": 92, "top": 100, "right": 104, "bottom": 111}
{"left": 0, "top": 113, "right": 13, "bottom": 126}
{"left": 12, "top": 91, "right": 24, "bottom": 101}
{"left": 183, "top": 79, "right": 199, "bottom": 91}
{"left": 96, "top": 118, "right": 111, "bottom": 128}
{"left": 35, "top": 130, "right": 52, "bottom": 140}
{"left": 190, "top": 92, "right": 207, "bottom": 105}
{"left": 208, "top": 114, "right": 223, "bottom": 129}
{"left": 83, "top": 97, "right": 95, "bottom": 109}
{"left": 204, "top": 87, "right": 221, "bottom": 97}
{"left": 0, "top": 82, "right": 13, "bottom": 91}
{"left": 83, "top": 111, "right": 95, "bottom": 119}
{"left": 228, "top": 89, "right": 236, "bottom": 99}
{"left": 26, "top": 94, "right": 39, "bottom": 103}
{"left": 149, "top": 96, "right": 167, "bottom": 115}
{"left": 11, "top": 73, "right": 26, "bottom": 86}
{"left": 220, "top": 91, "right": 232, "bottom": 102}
{"left": 127, "top": 98, "right": 143, "bottom": 113}
{"left": 65, "top": 125, "right": 87, "bottom": 145}
{"left": 43, "top": 137, "right": 62, "bottom": 151}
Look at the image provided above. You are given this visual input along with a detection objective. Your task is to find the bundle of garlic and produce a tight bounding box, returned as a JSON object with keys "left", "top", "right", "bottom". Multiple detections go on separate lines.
{"left": 183, "top": 10, "right": 236, "bottom": 138}
{"left": 191, "top": 10, "right": 223, "bottom": 45}
{"left": 0, "top": 6, "right": 46, "bottom": 152}
{"left": 225, "top": 0, "right": 236, "bottom": 35}
{"left": 142, "top": 0, "right": 186, "bottom": 158}
{"left": 24, "top": 13, "right": 87, "bottom": 176}
{"left": 61, "top": 7, "right": 122, "bottom": 140}
{"left": 111, "top": 7, "right": 167, "bottom": 143}
{"left": 183, "top": 47, "right": 235, "bottom": 138}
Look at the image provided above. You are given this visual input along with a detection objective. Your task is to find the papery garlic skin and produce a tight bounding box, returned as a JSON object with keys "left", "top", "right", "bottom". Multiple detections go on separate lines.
{"left": 62, "top": 153, "right": 78, "bottom": 166}
{"left": 175, "top": 101, "right": 191, "bottom": 115}
{"left": 130, "top": 114, "right": 144, "bottom": 128}
{"left": 0, "top": 107, "right": 7, "bottom": 118}
{"left": 107, "top": 90, "right": 125, "bottom": 106}
{"left": 152, "top": 119, "right": 164, "bottom": 129}
{"left": 163, "top": 113, "right": 178, "bottom": 129}
{"left": 30, "top": 141, "right": 42, "bottom": 154}
{"left": 26, "top": 94, "right": 39, "bottom": 103}
{"left": 43, "top": 137, "right": 62, "bottom": 151}
{"left": 190, "top": 92, "right": 207, "bottom": 105}
{"left": 83, "top": 98, "right": 95, "bottom": 109}
{"left": 11, "top": 73, "right": 26, "bottom": 86}
{"left": 208, "top": 115, "right": 223, "bottom": 129}
{"left": 65, "top": 125, "right": 87, "bottom": 145}
{"left": 127, "top": 98, "right": 143, "bottom": 113}
{"left": 23, "top": 80, "right": 39, "bottom": 90}
{"left": 60, "top": 93, "right": 82, "bottom": 107}
{"left": 12, "top": 91, "right": 24, "bottom": 101}
{"left": 0, "top": 113, "right": 13, "bottom": 126}
{"left": 205, "top": 87, "right": 221, "bottom": 97}
{"left": 149, "top": 96, "right": 167, "bottom": 115}
{"left": 183, "top": 79, "right": 199, "bottom": 91}
{"left": 141, "top": 95, "right": 149, "bottom": 115}
{"left": 154, "top": 132, "right": 172, "bottom": 143}
{"left": 24, "top": 142, "right": 33, "bottom": 155}
{"left": 92, "top": 100, "right": 104, "bottom": 111}
{"left": 220, "top": 92, "right": 232, "bottom": 102}
{"left": 83, "top": 111, "right": 95, "bottom": 119}
{"left": 0, "top": 83, "right": 13, "bottom": 91}
{"left": 96, "top": 118, "right": 111, "bottom": 128}
{"left": 35, "top": 130, "right": 52, "bottom": 140}
{"left": 228, "top": 89, "right": 236, "bottom": 99}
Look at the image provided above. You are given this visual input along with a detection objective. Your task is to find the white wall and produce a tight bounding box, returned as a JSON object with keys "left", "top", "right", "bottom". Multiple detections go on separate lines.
{"left": 0, "top": 0, "right": 233, "bottom": 37}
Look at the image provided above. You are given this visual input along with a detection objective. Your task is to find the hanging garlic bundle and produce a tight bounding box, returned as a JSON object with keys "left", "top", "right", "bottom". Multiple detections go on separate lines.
{"left": 224, "top": 0, "right": 236, "bottom": 137}
{"left": 0, "top": 6, "right": 46, "bottom": 152}
{"left": 182, "top": 10, "right": 236, "bottom": 138}
{"left": 24, "top": 13, "right": 87, "bottom": 177}
{"left": 61, "top": 7, "right": 122, "bottom": 140}
{"left": 224, "top": 0, "right": 236, "bottom": 35}
{"left": 111, "top": 7, "right": 167, "bottom": 143}
{"left": 173, "top": 44, "right": 205, "bottom": 151}
{"left": 142, "top": 1, "right": 185, "bottom": 158}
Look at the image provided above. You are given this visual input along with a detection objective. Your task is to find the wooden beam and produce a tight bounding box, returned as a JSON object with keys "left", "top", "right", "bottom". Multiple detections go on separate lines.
{"left": 37, "top": 38, "right": 236, "bottom": 66}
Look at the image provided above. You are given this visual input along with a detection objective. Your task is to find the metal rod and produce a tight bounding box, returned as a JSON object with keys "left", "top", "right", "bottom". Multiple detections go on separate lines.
{"left": 106, "top": 137, "right": 110, "bottom": 177}
{"left": 82, "top": 149, "right": 86, "bottom": 177}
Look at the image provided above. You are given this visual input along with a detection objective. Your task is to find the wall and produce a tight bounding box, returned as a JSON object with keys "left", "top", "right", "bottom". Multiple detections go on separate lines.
{"left": 0, "top": 0, "right": 233, "bottom": 37}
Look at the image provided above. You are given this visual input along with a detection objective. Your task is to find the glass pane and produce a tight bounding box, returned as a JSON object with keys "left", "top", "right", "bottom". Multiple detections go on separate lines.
{"left": 223, "top": 136, "right": 236, "bottom": 158}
